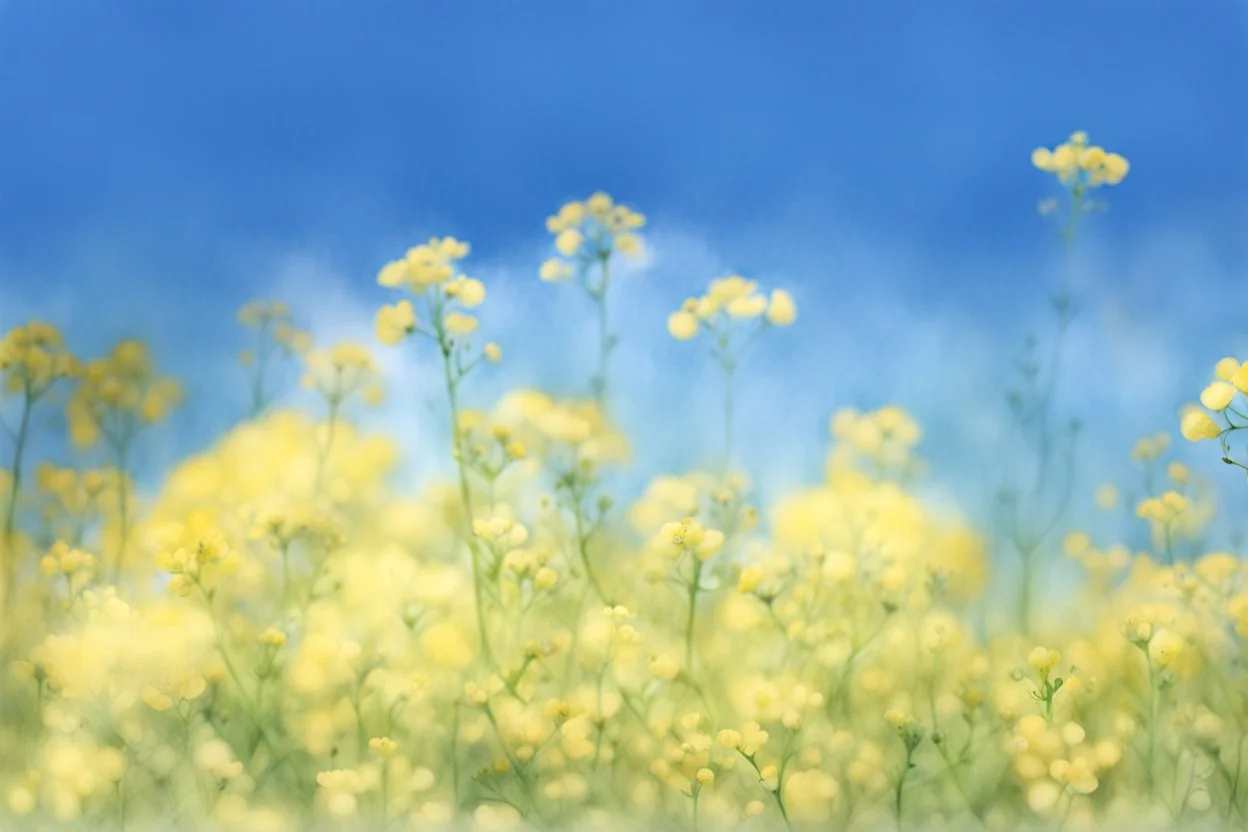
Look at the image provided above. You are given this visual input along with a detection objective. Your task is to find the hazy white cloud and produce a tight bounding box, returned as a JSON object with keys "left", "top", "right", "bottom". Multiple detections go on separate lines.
{"left": 2, "top": 214, "right": 1242, "bottom": 554}
{"left": 227, "top": 219, "right": 1240, "bottom": 547}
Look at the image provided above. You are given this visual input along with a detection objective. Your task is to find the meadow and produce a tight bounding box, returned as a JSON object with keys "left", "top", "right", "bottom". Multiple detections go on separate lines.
{"left": 1, "top": 132, "right": 1246, "bottom": 832}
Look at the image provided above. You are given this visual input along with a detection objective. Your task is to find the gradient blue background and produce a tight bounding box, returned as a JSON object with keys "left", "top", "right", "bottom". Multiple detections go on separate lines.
{"left": 2, "top": 1, "right": 1247, "bottom": 565}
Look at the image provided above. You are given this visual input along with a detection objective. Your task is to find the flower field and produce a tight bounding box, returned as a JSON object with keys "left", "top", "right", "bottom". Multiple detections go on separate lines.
{"left": 2, "top": 132, "right": 1248, "bottom": 832}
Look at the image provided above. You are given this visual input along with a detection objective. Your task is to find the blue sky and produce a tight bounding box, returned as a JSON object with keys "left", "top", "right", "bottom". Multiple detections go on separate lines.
{"left": 2, "top": 0, "right": 1248, "bottom": 562}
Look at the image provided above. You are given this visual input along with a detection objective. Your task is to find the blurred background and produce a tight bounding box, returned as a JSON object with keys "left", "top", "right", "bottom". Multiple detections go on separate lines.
{"left": 2, "top": 0, "right": 1246, "bottom": 573}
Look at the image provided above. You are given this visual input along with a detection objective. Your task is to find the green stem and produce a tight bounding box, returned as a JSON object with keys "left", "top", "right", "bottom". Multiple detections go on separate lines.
{"left": 353, "top": 682, "right": 367, "bottom": 762}
{"left": 441, "top": 343, "right": 494, "bottom": 668}
{"left": 591, "top": 253, "right": 611, "bottom": 403}
{"left": 313, "top": 398, "right": 340, "bottom": 494}
{"left": 380, "top": 760, "right": 389, "bottom": 826}
{"left": 250, "top": 319, "right": 272, "bottom": 418}
{"left": 279, "top": 541, "right": 292, "bottom": 611}
{"left": 1019, "top": 546, "right": 1035, "bottom": 634}
{"left": 1055, "top": 789, "right": 1075, "bottom": 832}
{"left": 194, "top": 578, "right": 290, "bottom": 785}
{"left": 571, "top": 490, "right": 608, "bottom": 603}
{"left": 722, "top": 357, "right": 735, "bottom": 474}
{"left": 743, "top": 753, "right": 794, "bottom": 832}
{"left": 451, "top": 700, "right": 462, "bottom": 815}
{"left": 2, "top": 391, "right": 32, "bottom": 605}
{"left": 934, "top": 742, "right": 984, "bottom": 825}
{"left": 1232, "top": 735, "right": 1246, "bottom": 818}
{"left": 895, "top": 746, "right": 916, "bottom": 831}
{"left": 1146, "top": 656, "right": 1158, "bottom": 794}
{"left": 684, "top": 559, "right": 704, "bottom": 671}
{"left": 109, "top": 441, "right": 131, "bottom": 587}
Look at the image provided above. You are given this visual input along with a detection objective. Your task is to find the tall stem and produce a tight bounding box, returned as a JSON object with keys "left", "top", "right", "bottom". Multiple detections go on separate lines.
{"left": 250, "top": 320, "right": 272, "bottom": 418}
{"left": 895, "top": 745, "right": 916, "bottom": 831}
{"left": 684, "top": 559, "right": 704, "bottom": 671}
{"left": 380, "top": 760, "right": 389, "bottom": 825}
{"left": 441, "top": 343, "right": 494, "bottom": 667}
{"left": 592, "top": 255, "right": 612, "bottom": 404}
{"left": 279, "top": 541, "right": 292, "bottom": 612}
{"left": 313, "top": 398, "right": 341, "bottom": 495}
{"left": 742, "top": 754, "right": 794, "bottom": 832}
{"left": 2, "top": 391, "right": 32, "bottom": 605}
{"left": 571, "top": 490, "right": 608, "bottom": 603}
{"left": 1146, "top": 656, "right": 1158, "bottom": 794}
{"left": 1015, "top": 188, "right": 1081, "bottom": 632}
{"left": 109, "top": 441, "right": 131, "bottom": 587}
{"left": 723, "top": 361, "right": 735, "bottom": 474}
{"left": 1019, "top": 546, "right": 1035, "bottom": 634}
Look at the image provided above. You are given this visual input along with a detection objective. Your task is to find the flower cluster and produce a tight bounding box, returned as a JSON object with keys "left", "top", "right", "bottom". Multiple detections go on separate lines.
{"left": 65, "top": 340, "right": 182, "bottom": 450}
{"left": 0, "top": 322, "right": 78, "bottom": 398}
{"left": 300, "top": 341, "right": 383, "bottom": 408}
{"left": 237, "top": 299, "right": 312, "bottom": 414}
{"left": 1031, "top": 130, "right": 1129, "bottom": 190}
{"left": 667, "top": 275, "right": 796, "bottom": 342}
{"left": 540, "top": 192, "right": 645, "bottom": 284}
{"left": 1181, "top": 357, "right": 1248, "bottom": 480}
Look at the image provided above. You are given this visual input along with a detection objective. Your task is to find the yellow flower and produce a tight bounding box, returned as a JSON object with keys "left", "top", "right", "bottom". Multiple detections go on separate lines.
{"left": 377, "top": 259, "right": 410, "bottom": 288}
{"left": 740, "top": 722, "right": 769, "bottom": 756}
{"left": 375, "top": 300, "right": 416, "bottom": 346}
{"left": 1102, "top": 153, "right": 1129, "bottom": 184}
{"left": 1215, "top": 357, "right": 1241, "bottom": 380}
{"left": 885, "top": 709, "right": 912, "bottom": 729}
{"left": 259, "top": 628, "right": 287, "bottom": 647}
{"left": 766, "top": 289, "right": 797, "bottom": 326}
{"left": 368, "top": 736, "right": 398, "bottom": 758}
{"left": 650, "top": 654, "right": 680, "bottom": 680}
{"left": 737, "top": 565, "right": 764, "bottom": 594}
{"left": 1027, "top": 780, "right": 1063, "bottom": 814}
{"left": 727, "top": 294, "right": 768, "bottom": 319}
{"left": 484, "top": 343, "right": 502, "bottom": 363}
{"left": 534, "top": 567, "right": 558, "bottom": 590}
{"left": 586, "top": 192, "right": 613, "bottom": 215}
{"left": 614, "top": 233, "right": 643, "bottom": 257}
{"left": 1050, "top": 144, "right": 1077, "bottom": 175}
{"left": 1095, "top": 484, "right": 1119, "bottom": 510}
{"left": 1149, "top": 630, "right": 1185, "bottom": 668}
{"left": 1027, "top": 647, "right": 1061, "bottom": 675}
{"left": 555, "top": 229, "right": 584, "bottom": 257}
{"left": 667, "top": 311, "right": 699, "bottom": 341}
{"left": 1077, "top": 146, "right": 1106, "bottom": 171}
{"left": 539, "top": 258, "right": 572, "bottom": 282}
{"left": 1062, "top": 532, "right": 1091, "bottom": 558}
{"left": 693, "top": 528, "right": 724, "bottom": 561}
{"left": 1232, "top": 363, "right": 1248, "bottom": 395}
{"left": 1166, "top": 461, "right": 1189, "bottom": 485}
{"left": 1200, "top": 381, "right": 1237, "bottom": 411}
{"left": 1180, "top": 406, "right": 1222, "bottom": 442}
{"left": 455, "top": 277, "right": 487, "bottom": 308}
{"left": 443, "top": 312, "right": 479, "bottom": 337}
